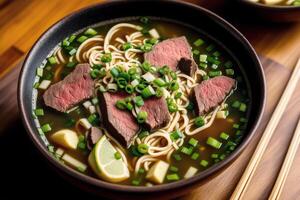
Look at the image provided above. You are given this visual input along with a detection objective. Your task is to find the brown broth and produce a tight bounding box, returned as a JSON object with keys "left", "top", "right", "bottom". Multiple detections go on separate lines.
{"left": 34, "top": 18, "right": 251, "bottom": 186}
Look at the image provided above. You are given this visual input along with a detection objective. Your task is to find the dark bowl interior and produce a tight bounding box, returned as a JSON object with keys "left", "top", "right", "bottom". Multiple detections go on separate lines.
{"left": 234, "top": 0, "right": 300, "bottom": 22}
{"left": 18, "top": 0, "right": 266, "bottom": 199}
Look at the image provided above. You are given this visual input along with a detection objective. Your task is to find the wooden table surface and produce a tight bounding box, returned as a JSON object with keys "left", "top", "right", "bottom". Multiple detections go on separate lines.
{"left": 1, "top": 0, "right": 300, "bottom": 199}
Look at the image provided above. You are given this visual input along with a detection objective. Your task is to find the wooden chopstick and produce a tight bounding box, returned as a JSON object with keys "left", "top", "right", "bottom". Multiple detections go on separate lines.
{"left": 230, "top": 58, "right": 300, "bottom": 200}
{"left": 268, "top": 117, "right": 300, "bottom": 200}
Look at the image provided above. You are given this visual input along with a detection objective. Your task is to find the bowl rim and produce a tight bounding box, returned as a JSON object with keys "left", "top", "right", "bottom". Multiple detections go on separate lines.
{"left": 239, "top": 0, "right": 300, "bottom": 9}
{"left": 18, "top": 0, "right": 266, "bottom": 193}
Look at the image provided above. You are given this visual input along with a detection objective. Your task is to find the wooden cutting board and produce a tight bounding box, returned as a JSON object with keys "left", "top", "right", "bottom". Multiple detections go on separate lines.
{"left": 0, "top": 56, "right": 300, "bottom": 199}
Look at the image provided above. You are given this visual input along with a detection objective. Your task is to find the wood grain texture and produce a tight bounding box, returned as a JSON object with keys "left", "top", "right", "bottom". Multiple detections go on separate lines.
{"left": 1, "top": 0, "right": 300, "bottom": 199}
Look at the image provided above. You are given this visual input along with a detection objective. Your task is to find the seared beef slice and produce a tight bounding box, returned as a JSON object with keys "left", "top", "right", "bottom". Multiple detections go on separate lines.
{"left": 43, "top": 63, "right": 94, "bottom": 112}
{"left": 98, "top": 92, "right": 139, "bottom": 147}
{"left": 193, "top": 76, "right": 235, "bottom": 115}
{"left": 140, "top": 97, "right": 170, "bottom": 131}
{"left": 144, "top": 36, "right": 197, "bottom": 75}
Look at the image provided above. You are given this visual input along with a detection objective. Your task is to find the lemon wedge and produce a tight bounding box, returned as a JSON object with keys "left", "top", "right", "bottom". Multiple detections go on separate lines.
{"left": 88, "top": 135, "right": 129, "bottom": 183}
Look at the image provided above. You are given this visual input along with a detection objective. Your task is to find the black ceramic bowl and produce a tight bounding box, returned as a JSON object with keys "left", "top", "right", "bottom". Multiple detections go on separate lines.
{"left": 234, "top": 0, "right": 300, "bottom": 22}
{"left": 18, "top": 0, "right": 266, "bottom": 199}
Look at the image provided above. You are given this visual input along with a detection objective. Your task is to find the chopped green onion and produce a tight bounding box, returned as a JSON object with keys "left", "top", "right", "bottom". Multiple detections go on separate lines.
{"left": 173, "top": 154, "right": 182, "bottom": 161}
{"left": 181, "top": 146, "right": 193, "bottom": 155}
{"left": 169, "top": 81, "right": 179, "bottom": 91}
{"left": 116, "top": 100, "right": 127, "bottom": 110}
{"left": 138, "top": 168, "right": 145, "bottom": 174}
{"left": 91, "top": 97, "right": 98, "bottom": 105}
{"left": 213, "top": 51, "right": 221, "bottom": 57}
{"left": 211, "top": 153, "right": 219, "bottom": 159}
{"left": 48, "top": 145, "right": 54, "bottom": 153}
{"left": 137, "top": 143, "right": 148, "bottom": 154}
{"left": 110, "top": 67, "right": 119, "bottom": 77}
{"left": 231, "top": 100, "right": 241, "bottom": 108}
{"left": 170, "top": 71, "right": 177, "bottom": 80}
{"left": 133, "top": 96, "right": 144, "bottom": 107}
{"left": 131, "top": 179, "right": 140, "bottom": 186}
{"left": 138, "top": 130, "right": 149, "bottom": 139}
{"left": 194, "top": 116, "right": 205, "bottom": 127}
{"left": 207, "top": 56, "right": 221, "bottom": 65}
{"left": 41, "top": 123, "right": 52, "bottom": 133}
{"left": 36, "top": 68, "right": 43, "bottom": 77}
{"left": 191, "top": 152, "right": 200, "bottom": 160}
{"left": 122, "top": 42, "right": 132, "bottom": 51}
{"left": 128, "top": 67, "right": 137, "bottom": 75}
{"left": 135, "top": 83, "right": 146, "bottom": 93}
{"left": 158, "top": 65, "right": 170, "bottom": 75}
{"left": 77, "top": 142, "right": 86, "bottom": 150}
{"left": 146, "top": 38, "right": 158, "bottom": 45}
{"left": 141, "top": 43, "right": 152, "bottom": 52}
{"left": 193, "top": 49, "right": 200, "bottom": 55}
{"left": 226, "top": 69, "right": 235, "bottom": 76}
{"left": 208, "top": 70, "right": 222, "bottom": 77}
{"left": 239, "top": 103, "right": 247, "bottom": 112}
{"left": 188, "top": 138, "right": 199, "bottom": 147}
{"left": 84, "top": 28, "right": 97, "bottom": 36}
{"left": 66, "top": 62, "right": 77, "bottom": 68}
{"left": 170, "top": 166, "right": 179, "bottom": 172}
{"left": 199, "top": 54, "right": 208, "bottom": 63}
{"left": 68, "top": 34, "right": 76, "bottom": 43}
{"left": 68, "top": 48, "right": 76, "bottom": 56}
{"left": 166, "top": 173, "right": 180, "bottom": 181}
{"left": 153, "top": 78, "right": 166, "bottom": 87}
{"left": 211, "top": 64, "right": 218, "bottom": 69}
{"left": 101, "top": 53, "right": 112, "bottom": 63}
{"left": 174, "top": 92, "right": 182, "bottom": 99}
{"left": 142, "top": 72, "right": 155, "bottom": 82}
{"left": 199, "top": 63, "right": 208, "bottom": 69}
{"left": 170, "top": 130, "right": 182, "bottom": 141}
{"left": 88, "top": 114, "right": 98, "bottom": 125}
{"left": 141, "top": 85, "right": 155, "bottom": 98}
{"left": 200, "top": 159, "right": 209, "bottom": 167}
{"left": 155, "top": 87, "right": 163, "bottom": 98}
{"left": 77, "top": 35, "right": 88, "bottom": 43}
{"left": 141, "top": 61, "right": 151, "bottom": 72}
{"left": 202, "top": 75, "right": 209, "bottom": 80}
{"left": 168, "top": 102, "right": 178, "bottom": 113}
{"left": 224, "top": 61, "right": 233, "bottom": 68}
{"left": 219, "top": 154, "right": 226, "bottom": 160}
{"left": 117, "top": 77, "right": 127, "bottom": 88}
{"left": 34, "top": 108, "right": 44, "bottom": 116}
{"left": 193, "top": 38, "right": 204, "bottom": 47}
{"left": 220, "top": 132, "right": 229, "bottom": 140}
{"left": 206, "top": 44, "right": 215, "bottom": 52}
{"left": 48, "top": 57, "right": 57, "bottom": 65}
{"left": 206, "top": 137, "right": 222, "bottom": 149}
{"left": 137, "top": 111, "right": 148, "bottom": 123}
{"left": 233, "top": 123, "right": 240, "bottom": 129}
{"left": 90, "top": 69, "right": 101, "bottom": 79}
{"left": 240, "top": 117, "right": 248, "bottom": 123}
{"left": 62, "top": 39, "right": 70, "bottom": 47}
{"left": 114, "top": 152, "right": 122, "bottom": 160}
{"left": 125, "top": 85, "right": 134, "bottom": 94}
{"left": 33, "top": 82, "right": 40, "bottom": 89}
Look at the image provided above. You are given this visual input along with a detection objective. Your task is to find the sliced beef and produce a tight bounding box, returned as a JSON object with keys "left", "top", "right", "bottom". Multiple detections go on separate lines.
{"left": 86, "top": 127, "right": 103, "bottom": 150}
{"left": 98, "top": 92, "right": 139, "bottom": 147}
{"left": 177, "top": 57, "right": 197, "bottom": 77}
{"left": 43, "top": 63, "right": 94, "bottom": 112}
{"left": 140, "top": 97, "right": 170, "bottom": 131}
{"left": 144, "top": 36, "right": 195, "bottom": 72}
{"left": 193, "top": 76, "right": 236, "bottom": 115}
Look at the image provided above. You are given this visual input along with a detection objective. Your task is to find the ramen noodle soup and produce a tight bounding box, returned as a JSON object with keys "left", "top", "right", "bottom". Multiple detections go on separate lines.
{"left": 32, "top": 17, "right": 251, "bottom": 186}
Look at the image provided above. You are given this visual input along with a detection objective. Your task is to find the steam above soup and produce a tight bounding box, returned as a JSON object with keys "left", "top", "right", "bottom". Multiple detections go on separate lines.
{"left": 32, "top": 17, "right": 250, "bottom": 186}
